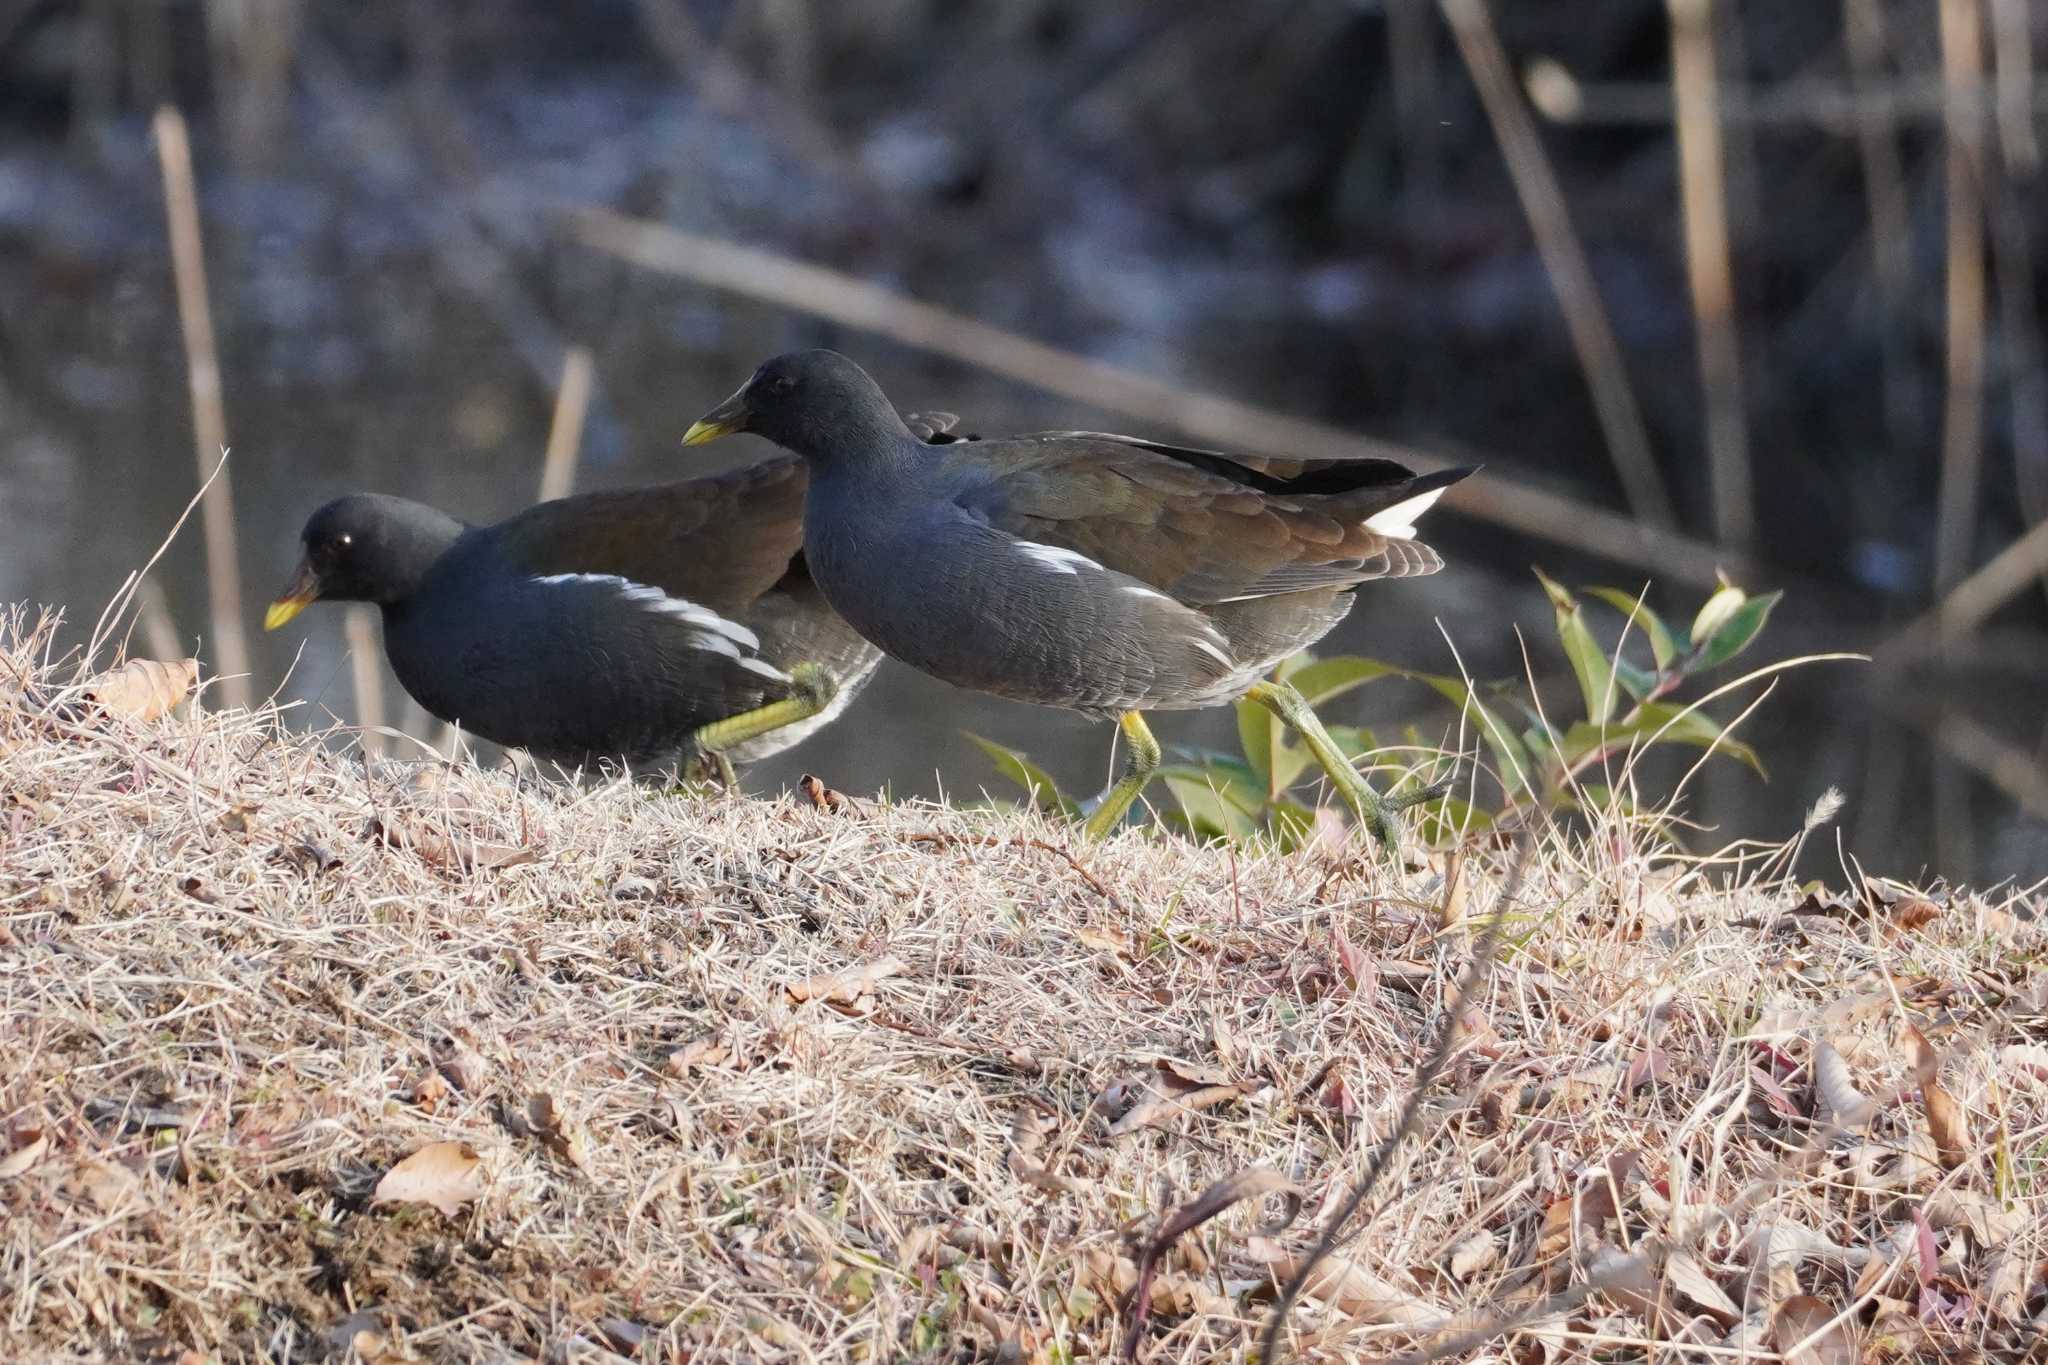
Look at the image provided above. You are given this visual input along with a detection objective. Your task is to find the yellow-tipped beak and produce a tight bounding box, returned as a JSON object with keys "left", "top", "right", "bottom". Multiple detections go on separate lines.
{"left": 681, "top": 418, "right": 738, "bottom": 447}
{"left": 263, "top": 561, "right": 320, "bottom": 631}
{"left": 682, "top": 386, "right": 752, "bottom": 447}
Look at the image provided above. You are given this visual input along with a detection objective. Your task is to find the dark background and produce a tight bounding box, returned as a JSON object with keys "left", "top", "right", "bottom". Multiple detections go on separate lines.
{"left": 2, "top": 0, "right": 2043, "bottom": 884}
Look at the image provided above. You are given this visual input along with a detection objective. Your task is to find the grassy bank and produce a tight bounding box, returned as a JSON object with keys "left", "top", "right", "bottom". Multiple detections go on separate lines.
{"left": 2, "top": 608, "right": 2044, "bottom": 1363}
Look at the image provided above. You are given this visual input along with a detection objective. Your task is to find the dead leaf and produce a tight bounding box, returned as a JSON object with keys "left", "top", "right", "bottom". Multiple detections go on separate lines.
{"left": 410, "top": 1072, "right": 449, "bottom": 1114}
{"left": 433, "top": 1033, "right": 490, "bottom": 1093}
{"left": 0, "top": 1129, "right": 48, "bottom": 1179}
{"left": 1626, "top": 1045, "right": 1671, "bottom": 1091}
{"left": 786, "top": 954, "right": 905, "bottom": 1006}
{"left": 1448, "top": 1230, "right": 1497, "bottom": 1281}
{"left": 351, "top": 1329, "right": 419, "bottom": 1365}
{"left": 524, "top": 1094, "right": 594, "bottom": 1175}
{"left": 1889, "top": 898, "right": 1940, "bottom": 933}
{"left": 61, "top": 1157, "right": 138, "bottom": 1213}
{"left": 1922, "top": 1079, "right": 1968, "bottom": 1169}
{"left": 83, "top": 657, "right": 198, "bottom": 724}
{"left": 1813, "top": 1040, "right": 1877, "bottom": 1127}
{"left": 1665, "top": 1249, "right": 1740, "bottom": 1326}
{"left": 1769, "top": 1294, "right": 1857, "bottom": 1365}
{"left": 1262, "top": 1251, "right": 1439, "bottom": 1327}
{"left": 666, "top": 1038, "right": 733, "bottom": 1076}
{"left": 372, "top": 817, "right": 538, "bottom": 872}
{"left": 372, "top": 1141, "right": 484, "bottom": 1218}
{"left": 1074, "top": 924, "right": 1133, "bottom": 955}
{"left": 797, "top": 773, "right": 846, "bottom": 812}
{"left": 1900, "top": 1024, "right": 1968, "bottom": 1168}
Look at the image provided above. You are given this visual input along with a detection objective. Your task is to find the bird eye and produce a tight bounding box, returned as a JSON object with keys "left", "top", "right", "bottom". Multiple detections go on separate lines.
{"left": 767, "top": 374, "right": 796, "bottom": 396}
{"left": 338, "top": 533, "right": 353, "bottom": 547}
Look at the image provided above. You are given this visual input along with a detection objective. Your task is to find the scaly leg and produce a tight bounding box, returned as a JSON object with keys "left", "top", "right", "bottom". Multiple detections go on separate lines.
{"left": 1246, "top": 679, "right": 1437, "bottom": 857}
{"left": 684, "top": 663, "right": 838, "bottom": 787}
{"left": 1080, "top": 711, "right": 1162, "bottom": 840}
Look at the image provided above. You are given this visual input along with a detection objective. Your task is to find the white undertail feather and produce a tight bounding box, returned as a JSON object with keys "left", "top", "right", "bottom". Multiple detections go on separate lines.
{"left": 1362, "top": 486, "right": 1449, "bottom": 539}
{"left": 1015, "top": 540, "right": 1101, "bottom": 576}
{"left": 531, "top": 573, "right": 770, "bottom": 665}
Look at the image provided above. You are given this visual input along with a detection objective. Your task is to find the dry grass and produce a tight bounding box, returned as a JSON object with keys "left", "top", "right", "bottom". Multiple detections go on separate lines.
{"left": 2, "top": 605, "right": 2046, "bottom": 1364}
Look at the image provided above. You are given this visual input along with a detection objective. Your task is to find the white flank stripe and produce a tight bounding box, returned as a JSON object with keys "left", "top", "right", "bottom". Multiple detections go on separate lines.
{"left": 738, "top": 656, "right": 793, "bottom": 683}
{"left": 532, "top": 572, "right": 765, "bottom": 653}
{"left": 1121, "top": 584, "right": 1174, "bottom": 602}
{"left": 1015, "top": 540, "right": 1101, "bottom": 576}
{"left": 1191, "top": 637, "right": 1236, "bottom": 672}
{"left": 1362, "top": 486, "right": 1448, "bottom": 539}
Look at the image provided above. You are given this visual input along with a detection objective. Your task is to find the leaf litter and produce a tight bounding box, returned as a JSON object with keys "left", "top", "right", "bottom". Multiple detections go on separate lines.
{"left": 0, "top": 606, "right": 2044, "bottom": 1361}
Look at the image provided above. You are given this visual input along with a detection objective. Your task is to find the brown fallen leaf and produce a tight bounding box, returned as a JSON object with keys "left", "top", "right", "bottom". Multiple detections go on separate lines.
{"left": 1901, "top": 1024, "right": 1969, "bottom": 1168}
{"left": 1889, "top": 898, "right": 1940, "bottom": 933}
{"left": 0, "top": 1129, "right": 48, "bottom": 1179}
{"left": 82, "top": 657, "right": 199, "bottom": 724}
{"left": 786, "top": 955, "right": 905, "bottom": 1006}
{"left": 410, "top": 1071, "right": 450, "bottom": 1114}
{"left": 797, "top": 773, "right": 847, "bottom": 812}
{"left": 1771, "top": 1294, "right": 1858, "bottom": 1363}
{"left": 524, "top": 1094, "right": 594, "bottom": 1175}
{"left": 372, "top": 1141, "right": 485, "bottom": 1218}
{"left": 666, "top": 1038, "right": 733, "bottom": 1076}
{"left": 1074, "top": 924, "right": 1133, "bottom": 956}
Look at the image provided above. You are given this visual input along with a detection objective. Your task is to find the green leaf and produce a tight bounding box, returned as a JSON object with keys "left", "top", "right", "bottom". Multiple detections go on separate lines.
{"left": 1689, "top": 590, "right": 1781, "bottom": 672}
{"left": 1612, "top": 658, "right": 1659, "bottom": 704}
{"left": 1555, "top": 703, "right": 1763, "bottom": 775}
{"left": 1156, "top": 761, "right": 1266, "bottom": 814}
{"left": 1690, "top": 580, "right": 1747, "bottom": 648}
{"left": 1535, "top": 568, "right": 1617, "bottom": 725}
{"left": 1585, "top": 586, "right": 1679, "bottom": 671}
{"left": 1162, "top": 775, "right": 1258, "bottom": 842}
{"left": 1414, "top": 673, "right": 1534, "bottom": 798}
{"left": 1236, "top": 696, "right": 1278, "bottom": 795}
{"left": 964, "top": 732, "right": 1079, "bottom": 817}
{"left": 1324, "top": 724, "right": 1377, "bottom": 762}
{"left": 1413, "top": 795, "right": 1492, "bottom": 845}
{"left": 1287, "top": 656, "right": 1398, "bottom": 707}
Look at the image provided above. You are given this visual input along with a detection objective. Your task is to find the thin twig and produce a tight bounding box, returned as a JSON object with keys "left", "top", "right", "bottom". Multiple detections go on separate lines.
{"left": 1933, "top": 0, "right": 1987, "bottom": 596}
{"left": 1258, "top": 824, "right": 1532, "bottom": 1364}
{"left": 537, "top": 345, "right": 595, "bottom": 503}
{"left": 154, "top": 105, "right": 252, "bottom": 711}
{"left": 1438, "top": 0, "right": 1676, "bottom": 531}
{"left": 573, "top": 209, "right": 1739, "bottom": 586}
{"left": 1668, "top": 0, "right": 1752, "bottom": 546}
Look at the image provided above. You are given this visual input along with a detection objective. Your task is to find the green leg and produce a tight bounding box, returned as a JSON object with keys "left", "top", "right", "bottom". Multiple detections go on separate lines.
{"left": 1080, "top": 711, "right": 1162, "bottom": 840}
{"left": 1245, "top": 679, "right": 1422, "bottom": 857}
{"left": 685, "top": 663, "right": 838, "bottom": 786}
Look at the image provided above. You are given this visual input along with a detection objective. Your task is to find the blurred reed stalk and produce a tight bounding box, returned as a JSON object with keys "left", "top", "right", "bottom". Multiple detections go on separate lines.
{"left": 574, "top": 209, "right": 1738, "bottom": 586}
{"left": 1668, "top": 0, "right": 1752, "bottom": 548}
{"left": 1438, "top": 0, "right": 1676, "bottom": 531}
{"left": 154, "top": 105, "right": 252, "bottom": 712}
{"left": 537, "top": 346, "right": 596, "bottom": 503}
{"left": 133, "top": 580, "right": 184, "bottom": 669}
{"left": 1842, "top": 0, "right": 1916, "bottom": 447}
{"left": 344, "top": 608, "right": 385, "bottom": 759}
{"left": 1933, "top": 0, "right": 1986, "bottom": 599}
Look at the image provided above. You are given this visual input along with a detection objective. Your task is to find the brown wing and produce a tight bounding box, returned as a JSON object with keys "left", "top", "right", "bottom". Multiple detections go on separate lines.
{"left": 493, "top": 457, "right": 809, "bottom": 614}
{"left": 951, "top": 434, "right": 1465, "bottom": 605}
